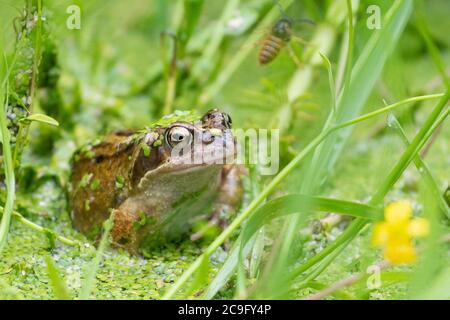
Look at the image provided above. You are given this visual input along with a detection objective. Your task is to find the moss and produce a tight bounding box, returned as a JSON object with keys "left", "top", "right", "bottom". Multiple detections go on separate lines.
{"left": 152, "top": 139, "right": 162, "bottom": 147}
{"left": 78, "top": 173, "right": 93, "bottom": 189}
{"left": 90, "top": 179, "right": 100, "bottom": 191}
{"left": 140, "top": 143, "right": 151, "bottom": 157}
{"left": 115, "top": 176, "right": 125, "bottom": 189}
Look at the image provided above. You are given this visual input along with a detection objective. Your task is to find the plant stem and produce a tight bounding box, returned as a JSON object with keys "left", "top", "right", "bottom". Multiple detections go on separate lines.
{"left": 3, "top": 207, "right": 79, "bottom": 246}
{"left": 13, "top": 0, "right": 44, "bottom": 170}
{"left": 161, "top": 33, "right": 178, "bottom": 115}
{"left": 0, "top": 78, "right": 15, "bottom": 253}
{"left": 334, "top": 94, "right": 444, "bottom": 130}
{"left": 342, "top": 0, "right": 354, "bottom": 96}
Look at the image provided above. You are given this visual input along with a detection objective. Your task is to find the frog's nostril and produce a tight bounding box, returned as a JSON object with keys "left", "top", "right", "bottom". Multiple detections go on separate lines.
{"left": 202, "top": 131, "right": 214, "bottom": 144}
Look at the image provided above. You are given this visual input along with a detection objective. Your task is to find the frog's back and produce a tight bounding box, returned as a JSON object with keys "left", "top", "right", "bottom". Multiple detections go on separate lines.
{"left": 69, "top": 131, "right": 137, "bottom": 237}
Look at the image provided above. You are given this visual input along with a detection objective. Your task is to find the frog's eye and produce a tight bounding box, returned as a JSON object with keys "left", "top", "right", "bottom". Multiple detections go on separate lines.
{"left": 166, "top": 126, "right": 192, "bottom": 148}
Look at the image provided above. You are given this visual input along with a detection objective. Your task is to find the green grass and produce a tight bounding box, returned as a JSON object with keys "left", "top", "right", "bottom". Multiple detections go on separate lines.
{"left": 0, "top": 0, "right": 449, "bottom": 300}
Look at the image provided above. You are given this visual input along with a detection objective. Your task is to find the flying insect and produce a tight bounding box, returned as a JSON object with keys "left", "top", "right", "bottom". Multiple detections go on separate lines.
{"left": 258, "top": 1, "right": 314, "bottom": 66}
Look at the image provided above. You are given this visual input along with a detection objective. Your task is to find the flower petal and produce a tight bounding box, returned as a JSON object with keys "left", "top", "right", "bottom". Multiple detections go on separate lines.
{"left": 372, "top": 222, "right": 389, "bottom": 246}
{"left": 384, "top": 242, "right": 416, "bottom": 265}
{"left": 385, "top": 201, "right": 412, "bottom": 223}
{"left": 408, "top": 218, "right": 430, "bottom": 237}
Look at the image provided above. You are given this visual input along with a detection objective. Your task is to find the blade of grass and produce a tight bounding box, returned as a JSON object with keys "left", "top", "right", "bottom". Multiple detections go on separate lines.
{"left": 319, "top": 53, "right": 336, "bottom": 116}
{"left": 184, "top": 255, "right": 210, "bottom": 299}
{"left": 0, "top": 59, "right": 15, "bottom": 253}
{"left": 388, "top": 114, "right": 450, "bottom": 218}
{"left": 45, "top": 256, "right": 72, "bottom": 300}
{"left": 341, "top": 0, "right": 355, "bottom": 96}
{"left": 280, "top": 0, "right": 358, "bottom": 133}
{"left": 160, "top": 32, "right": 178, "bottom": 115}
{"left": 415, "top": 0, "right": 450, "bottom": 90}
{"left": 178, "top": 0, "right": 205, "bottom": 43}
{"left": 241, "top": 195, "right": 381, "bottom": 244}
{"left": 408, "top": 181, "right": 446, "bottom": 299}
{"left": 79, "top": 216, "right": 113, "bottom": 300}
{"left": 372, "top": 93, "right": 450, "bottom": 202}
{"left": 203, "top": 233, "right": 255, "bottom": 299}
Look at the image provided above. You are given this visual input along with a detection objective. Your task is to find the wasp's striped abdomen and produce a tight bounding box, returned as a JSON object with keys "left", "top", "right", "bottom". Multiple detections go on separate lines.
{"left": 259, "top": 35, "right": 286, "bottom": 65}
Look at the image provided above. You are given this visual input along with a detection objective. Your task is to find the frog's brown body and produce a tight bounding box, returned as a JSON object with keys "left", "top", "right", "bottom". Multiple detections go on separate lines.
{"left": 69, "top": 109, "right": 245, "bottom": 254}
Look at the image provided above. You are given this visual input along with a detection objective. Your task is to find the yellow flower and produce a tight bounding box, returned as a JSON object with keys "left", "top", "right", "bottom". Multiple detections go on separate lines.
{"left": 372, "top": 201, "right": 429, "bottom": 265}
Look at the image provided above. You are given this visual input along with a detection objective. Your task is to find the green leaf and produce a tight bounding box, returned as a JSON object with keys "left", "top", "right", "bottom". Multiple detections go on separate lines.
{"left": 183, "top": 254, "right": 210, "bottom": 299}
{"left": 22, "top": 113, "right": 59, "bottom": 127}
{"left": 45, "top": 256, "right": 72, "bottom": 300}
{"left": 241, "top": 195, "right": 381, "bottom": 248}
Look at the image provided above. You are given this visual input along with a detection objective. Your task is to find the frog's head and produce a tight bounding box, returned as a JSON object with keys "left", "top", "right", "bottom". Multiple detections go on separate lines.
{"left": 132, "top": 109, "right": 235, "bottom": 189}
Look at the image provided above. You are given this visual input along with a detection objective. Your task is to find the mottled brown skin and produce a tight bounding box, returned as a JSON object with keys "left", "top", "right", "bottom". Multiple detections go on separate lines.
{"left": 69, "top": 109, "right": 246, "bottom": 254}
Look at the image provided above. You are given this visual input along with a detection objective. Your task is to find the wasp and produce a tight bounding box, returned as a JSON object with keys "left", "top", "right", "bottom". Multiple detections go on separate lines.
{"left": 258, "top": 1, "right": 314, "bottom": 66}
{"left": 259, "top": 17, "right": 294, "bottom": 65}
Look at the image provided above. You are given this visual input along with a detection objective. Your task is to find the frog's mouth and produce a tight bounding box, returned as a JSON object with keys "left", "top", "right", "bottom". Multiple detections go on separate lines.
{"left": 137, "top": 157, "right": 234, "bottom": 190}
{"left": 155, "top": 157, "right": 234, "bottom": 174}
{"left": 164, "top": 135, "right": 237, "bottom": 172}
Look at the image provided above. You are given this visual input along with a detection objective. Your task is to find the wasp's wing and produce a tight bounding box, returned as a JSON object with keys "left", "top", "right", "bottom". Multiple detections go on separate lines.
{"left": 240, "top": 27, "right": 272, "bottom": 51}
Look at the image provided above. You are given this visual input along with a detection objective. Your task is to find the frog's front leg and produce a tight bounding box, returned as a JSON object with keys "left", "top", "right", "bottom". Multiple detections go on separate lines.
{"left": 110, "top": 207, "right": 140, "bottom": 254}
{"left": 190, "top": 165, "right": 247, "bottom": 241}
{"left": 110, "top": 199, "right": 151, "bottom": 254}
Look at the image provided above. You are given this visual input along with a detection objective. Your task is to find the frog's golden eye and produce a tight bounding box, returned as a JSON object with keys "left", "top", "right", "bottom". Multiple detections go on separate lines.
{"left": 166, "top": 126, "right": 192, "bottom": 148}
